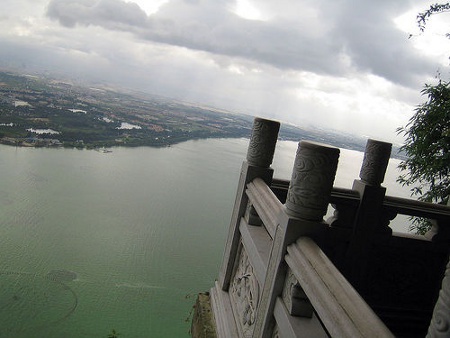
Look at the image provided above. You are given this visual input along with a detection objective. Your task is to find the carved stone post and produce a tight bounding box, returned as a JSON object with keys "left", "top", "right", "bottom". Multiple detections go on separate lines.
{"left": 210, "top": 118, "right": 280, "bottom": 338}
{"left": 252, "top": 141, "right": 340, "bottom": 338}
{"left": 218, "top": 117, "right": 280, "bottom": 290}
{"left": 426, "top": 257, "right": 450, "bottom": 338}
{"left": 246, "top": 118, "right": 280, "bottom": 168}
{"left": 346, "top": 139, "right": 392, "bottom": 290}
{"left": 359, "top": 139, "right": 392, "bottom": 186}
{"left": 285, "top": 141, "right": 340, "bottom": 221}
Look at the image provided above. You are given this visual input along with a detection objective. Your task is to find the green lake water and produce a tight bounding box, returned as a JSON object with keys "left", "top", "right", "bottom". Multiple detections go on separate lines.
{"left": 0, "top": 138, "right": 410, "bottom": 337}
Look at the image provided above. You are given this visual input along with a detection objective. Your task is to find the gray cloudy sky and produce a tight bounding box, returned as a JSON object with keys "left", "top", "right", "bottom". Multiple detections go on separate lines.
{"left": 1, "top": 0, "right": 449, "bottom": 143}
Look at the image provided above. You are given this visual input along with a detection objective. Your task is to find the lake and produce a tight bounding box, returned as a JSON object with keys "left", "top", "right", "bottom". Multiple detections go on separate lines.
{"left": 0, "top": 138, "right": 412, "bottom": 337}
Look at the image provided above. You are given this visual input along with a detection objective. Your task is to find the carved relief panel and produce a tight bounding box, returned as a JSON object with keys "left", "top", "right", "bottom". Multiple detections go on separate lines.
{"left": 230, "top": 242, "right": 260, "bottom": 338}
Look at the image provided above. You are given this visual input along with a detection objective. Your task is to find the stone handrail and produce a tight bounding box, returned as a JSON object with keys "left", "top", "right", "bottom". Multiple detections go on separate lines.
{"left": 271, "top": 178, "right": 361, "bottom": 206}
{"left": 271, "top": 178, "right": 450, "bottom": 237}
{"left": 383, "top": 195, "right": 450, "bottom": 219}
{"left": 285, "top": 237, "right": 394, "bottom": 337}
{"left": 244, "top": 175, "right": 395, "bottom": 337}
{"left": 246, "top": 177, "right": 283, "bottom": 238}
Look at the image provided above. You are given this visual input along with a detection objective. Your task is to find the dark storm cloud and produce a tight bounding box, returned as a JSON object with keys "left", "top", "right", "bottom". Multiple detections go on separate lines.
{"left": 47, "top": 0, "right": 147, "bottom": 28}
{"left": 45, "top": 0, "right": 349, "bottom": 76}
{"left": 45, "top": 0, "right": 436, "bottom": 86}
{"left": 325, "top": 0, "right": 434, "bottom": 84}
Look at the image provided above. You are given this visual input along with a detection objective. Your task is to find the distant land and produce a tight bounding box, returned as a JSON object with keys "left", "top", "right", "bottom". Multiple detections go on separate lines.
{"left": 0, "top": 70, "right": 403, "bottom": 158}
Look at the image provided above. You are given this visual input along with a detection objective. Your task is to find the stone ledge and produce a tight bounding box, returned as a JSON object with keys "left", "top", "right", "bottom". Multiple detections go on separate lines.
{"left": 191, "top": 292, "right": 217, "bottom": 338}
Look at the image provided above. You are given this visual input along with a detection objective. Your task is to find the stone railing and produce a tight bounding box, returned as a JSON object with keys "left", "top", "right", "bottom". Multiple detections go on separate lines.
{"left": 193, "top": 117, "right": 450, "bottom": 338}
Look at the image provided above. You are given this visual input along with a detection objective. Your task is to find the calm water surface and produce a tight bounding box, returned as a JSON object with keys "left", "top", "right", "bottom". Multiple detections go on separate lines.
{"left": 0, "top": 139, "right": 410, "bottom": 337}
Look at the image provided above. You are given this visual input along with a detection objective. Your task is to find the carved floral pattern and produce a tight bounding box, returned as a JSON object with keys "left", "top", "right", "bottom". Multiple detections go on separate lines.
{"left": 427, "top": 259, "right": 450, "bottom": 337}
{"left": 285, "top": 141, "right": 339, "bottom": 220}
{"left": 359, "top": 139, "right": 392, "bottom": 186}
{"left": 246, "top": 118, "right": 280, "bottom": 168}
{"left": 230, "top": 243, "right": 260, "bottom": 338}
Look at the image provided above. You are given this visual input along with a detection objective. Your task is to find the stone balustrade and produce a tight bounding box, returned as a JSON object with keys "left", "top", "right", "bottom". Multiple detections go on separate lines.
{"left": 192, "top": 117, "right": 450, "bottom": 338}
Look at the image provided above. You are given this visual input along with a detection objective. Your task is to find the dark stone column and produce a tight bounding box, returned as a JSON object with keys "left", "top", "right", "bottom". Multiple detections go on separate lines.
{"left": 346, "top": 139, "right": 392, "bottom": 290}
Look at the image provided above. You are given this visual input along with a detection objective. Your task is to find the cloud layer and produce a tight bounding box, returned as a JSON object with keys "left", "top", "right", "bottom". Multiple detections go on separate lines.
{"left": 45, "top": 0, "right": 436, "bottom": 86}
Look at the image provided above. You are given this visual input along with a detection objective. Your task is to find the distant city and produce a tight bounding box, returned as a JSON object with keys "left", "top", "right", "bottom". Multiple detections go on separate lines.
{"left": 0, "top": 70, "right": 402, "bottom": 158}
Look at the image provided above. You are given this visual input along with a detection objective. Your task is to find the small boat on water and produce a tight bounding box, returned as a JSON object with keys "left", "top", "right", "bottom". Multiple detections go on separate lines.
{"left": 95, "top": 147, "right": 113, "bottom": 153}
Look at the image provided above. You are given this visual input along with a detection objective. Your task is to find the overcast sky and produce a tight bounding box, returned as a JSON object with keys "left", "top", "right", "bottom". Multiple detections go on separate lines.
{"left": 1, "top": 0, "right": 449, "bottom": 144}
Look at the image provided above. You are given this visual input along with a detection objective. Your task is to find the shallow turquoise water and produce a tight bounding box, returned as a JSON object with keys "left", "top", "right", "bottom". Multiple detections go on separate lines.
{"left": 0, "top": 139, "right": 250, "bottom": 337}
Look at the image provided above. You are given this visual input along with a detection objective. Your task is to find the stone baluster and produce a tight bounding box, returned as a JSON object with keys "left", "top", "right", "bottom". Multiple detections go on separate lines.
{"left": 218, "top": 117, "right": 280, "bottom": 291}
{"left": 345, "top": 139, "right": 392, "bottom": 290}
{"left": 426, "top": 257, "right": 450, "bottom": 338}
{"left": 252, "top": 141, "right": 340, "bottom": 338}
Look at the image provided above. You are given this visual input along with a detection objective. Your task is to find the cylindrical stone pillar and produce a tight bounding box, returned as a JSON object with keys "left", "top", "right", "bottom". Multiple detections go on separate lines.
{"left": 359, "top": 139, "right": 392, "bottom": 186}
{"left": 285, "top": 141, "right": 340, "bottom": 221}
{"left": 246, "top": 117, "right": 280, "bottom": 168}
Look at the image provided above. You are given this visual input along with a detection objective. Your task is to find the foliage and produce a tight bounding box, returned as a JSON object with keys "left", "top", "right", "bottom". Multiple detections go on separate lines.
{"left": 397, "top": 80, "right": 450, "bottom": 233}
{"left": 416, "top": 3, "right": 450, "bottom": 38}
{"left": 398, "top": 3, "right": 450, "bottom": 234}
